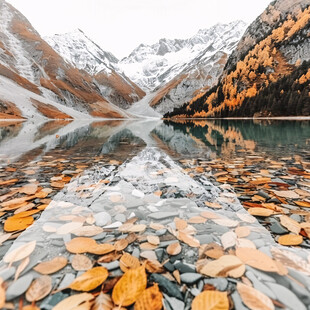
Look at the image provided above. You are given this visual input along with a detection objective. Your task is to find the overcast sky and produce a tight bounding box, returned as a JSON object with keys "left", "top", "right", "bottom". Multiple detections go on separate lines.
{"left": 7, "top": 0, "right": 271, "bottom": 59}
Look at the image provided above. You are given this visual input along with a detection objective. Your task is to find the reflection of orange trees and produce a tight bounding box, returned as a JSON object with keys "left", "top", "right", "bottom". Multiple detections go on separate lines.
{"left": 187, "top": 6, "right": 310, "bottom": 117}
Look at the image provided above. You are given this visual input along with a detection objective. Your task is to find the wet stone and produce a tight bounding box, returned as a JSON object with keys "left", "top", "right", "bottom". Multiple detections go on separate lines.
{"left": 174, "top": 262, "right": 196, "bottom": 274}
{"left": 150, "top": 274, "right": 183, "bottom": 300}
{"left": 114, "top": 214, "right": 126, "bottom": 222}
{"left": 180, "top": 273, "right": 202, "bottom": 284}
{"left": 58, "top": 273, "right": 75, "bottom": 290}
{"left": 257, "top": 190, "right": 270, "bottom": 200}
{"left": 155, "top": 248, "right": 164, "bottom": 262}
{"left": 6, "top": 273, "right": 33, "bottom": 301}
{"left": 40, "top": 292, "right": 69, "bottom": 310}
{"left": 164, "top": 261, "right": 175, "bottom": 272}
{"left": 270, "top": 221, "right": 288, "bottom": 234}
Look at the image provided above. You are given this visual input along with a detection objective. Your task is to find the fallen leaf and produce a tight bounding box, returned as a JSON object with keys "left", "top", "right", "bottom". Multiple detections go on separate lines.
{"left": 149, "top": 223, "right": 165, "bottom": 231}
{"left": 4, "top": 216, "right": 34, "bottom": 232}
{"left": 20, "top": 184, "right": 38, "bottom": 195}
{"left": 295, "top": 201, "right": 310, "bottom": 208}
{"left": 280, "top": 215, "right": 301, "bottom": 235}
{"left": 52, "top": 293, "right": 94, "bottom": 310}
{"left": 112, "top": 265, "right": 147, "bottom": 306}
{"left": 145, "top": 260, "right": 165, "bottom": 274}
{"left": 69, "top": 267, "right": 109, "bottom": 291}
{"left": 92, "top": 292, "right": 113, "bottom": 310}
{"left": 57, "top": 222, "right": 84, "bottom": 235}
{"left": 4, "top": 240, "right": 36, "bottom": 264}
{"left": 236, "top": 248, "right": 279, "bottom": 273}
{"left": 139, "top": 242, "right": 158, "bottom": 250}
{"left": 114, "top": 239, "right": 129, "bottom": 252}
{"left": 212, "top": 218, "right": 239, "bottom": 227}
{"left": 72, "top": 226, "right": 104, "bottom": 237}
{"left": 274, "top": 190, "right": 299, "bottom": 199}
{"left": 15, "top": 256, "right": 30, "bottom": 281}
{"left": 203, "top": 243, "right": 224, "bottom": 259}
{"left": 128, "top": 224, "right": 147, "bottom": 233}
{"left": 178, "top": 231, "right": 200, "bottom": 247}
{"left": 147, "top": 236, "right": 160, "bottom": 246}
{"left": 166, "top": 242, "right": 182, "bottom": 256}
{"left": 248, "top": 208, "right": 277, "bottom": 217}
{"left": 192, "top": 291, "right": 229, "bottom": 310}
{"left": 221, "top": 231, "right": 237, "bottom": 250}
{"left": 174, "top": 218, "right": 187, "bottom": 230}
{"left": 26, "top": 275, "right": 52, "bottom": 302}
{"left": 72, "top": 254, "right": 93, "bottom": 271}
{"left": 66, "top": 237, "right": 97, "bottom": 254}
{"left": 235, "top": 226, "right": 251, "bottom": 238}
{"left": 188, "top": 216, "right": 207, "bottom": 224}
{"left": 0, "top": 178, "right": 18, "bottom": 186}
{"left": 120, "top": 253, "right": 140, "bottom": 272}
{"left": 200, "top": 255, "right": 245, "bottom": 278}
{"left": 34, "top": 256, "right": 68, "bottom": 275}
{"left": 237, "top": 282, "right": 274, "bottom": 310}
{"left": 0, "top": 278, "right": 5, "bottom": 309}
{"left": 278, "top": 234, "right": 303, "bottom": 246}
{"left": 88, "top": 244, "right": 115, "bottom": 255}
{"left": 134, "top": 283, "right": 162, "bottom": 310}
{"left": 236, "top": 213, "right": 256, "bottom": 224}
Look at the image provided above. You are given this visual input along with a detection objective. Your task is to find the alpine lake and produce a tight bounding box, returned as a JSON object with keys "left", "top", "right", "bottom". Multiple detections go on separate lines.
{"left": 0, "top": 118, "right": 310, "bottom": 309}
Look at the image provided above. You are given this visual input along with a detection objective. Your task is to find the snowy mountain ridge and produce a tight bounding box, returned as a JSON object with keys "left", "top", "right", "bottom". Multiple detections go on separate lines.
{"left": 119, "top": 20, "right": 247, "bottom": 91}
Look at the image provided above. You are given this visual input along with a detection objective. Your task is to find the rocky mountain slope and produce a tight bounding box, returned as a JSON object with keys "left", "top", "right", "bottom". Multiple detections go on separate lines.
{"left": 0, "top": 0, "right": 134, "bottom": 119}
{"left": 165, "top": 0, "right": 310, "bottom": 118}
{"left": 119, "top": 21, "right": 247, "bottom": 93}
{"left": 46, "top": 30, "right": 145, "bottom": 109}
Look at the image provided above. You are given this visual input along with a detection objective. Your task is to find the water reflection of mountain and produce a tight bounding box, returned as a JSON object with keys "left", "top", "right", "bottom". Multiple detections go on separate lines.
{"left": 164, "top": 119, "right": 310, "bottom": 156}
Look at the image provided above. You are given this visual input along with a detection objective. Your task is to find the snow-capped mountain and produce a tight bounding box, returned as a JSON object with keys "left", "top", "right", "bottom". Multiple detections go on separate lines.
{"left": 0, "top": 0, "right": 134, "bottom": 119}
{"left": 46, "top": 30, "right": 146, "bottom": 109}
{"left": 45, "top": 29, "right": 118, "bottom": 76}
{"left": 119, "top": 21, "right": 247, "bottom": 92}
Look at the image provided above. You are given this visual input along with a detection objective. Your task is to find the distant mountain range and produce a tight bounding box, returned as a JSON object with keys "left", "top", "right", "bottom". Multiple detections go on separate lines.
{"left": 0, "top": 0, "right": 308, "bottom": 120}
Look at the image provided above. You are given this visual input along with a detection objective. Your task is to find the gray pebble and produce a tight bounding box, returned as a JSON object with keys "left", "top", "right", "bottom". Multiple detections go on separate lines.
{"left": 0, "top": 267, "right": 15, "bottom": 281}
{"left": 6, "top": 274, "right": 33, "bottom": 301}
{"left": 180, "top": 273, "right": 202, "bottom": 284}
{"left": 204, "top": 278, "right": 228, "bottom": 291}
{"left": 231, "top": 291, "right": 249, "bottom": 310}
{"left": 99, "top": 261, "right": 120, "bottom": 270}
{"left": 163, "top": 294, "right": 185, "bottom": 310}
{"left": 58, "top": 273, "right": 75, "bottom": 290}
{"left": 114, "top": 214, "right": 126, "bottom": 222}
{"left": 156, "top": 229, "right": 167, "bottom": 236}
{"left": 246, "top": 271, "right": 276, "bottom": 299}
{"left": 196, "top": 235, "right": 213, "bottom": 244}
{"left": 148, "top": 212, "right": 179, "bottom": 220}
{"left": 94, "top": 212, "right": 111, "bottom": 226}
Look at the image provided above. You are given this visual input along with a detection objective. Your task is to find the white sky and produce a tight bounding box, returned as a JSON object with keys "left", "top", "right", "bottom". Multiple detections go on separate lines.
{"left": 7, "top": 0, "right": 271, "bottom": 59}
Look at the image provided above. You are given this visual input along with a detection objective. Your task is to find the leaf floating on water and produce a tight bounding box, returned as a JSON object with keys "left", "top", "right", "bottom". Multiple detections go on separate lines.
{"left": 192, "top": 291, "right": 229, "bottom": 310}
{"left": 66, "top": 237, "right": 97, "bottom": 254}
{"left": 120, "top": 253, "right": 140, "bottom": 272}
{"left": 26, "top": 275, "right": 52, "bottom": 302}
{"left": 0, "top": 278, "right": 5, "bottom": 309}
{"left": 57, "top": 222, "right": 84, "bottom": 235}
{"left": 236, "top": 248, "right": 279, "bottom": 273}
{"left": 112, "top": 265, "right": 147, "bottom": 306}
{"left": 212, "top": 218, "right": 239, "bottom": 228}
{"left": 278, "top": 234, "right": 303, "bottom": 246}
{"left": 235, "top": 226, "right": 251, "bottom": 238}
{"left": 15, "top": 256, "right": 30, "bottom": 281}
{"left": 34, "top": 256, "right": 68, "bottom": 275}
{"left": 4, "top": 240, "right": 36, "bottom": 264}
{"left": 221, "top": 231, "right": 237, "bottom": 250}
{"left": 237, "top": 282, "right": 274, "bottom": 310}
{"left": 280, "top": 215, "right": 301, "bottom": 235}
{"left": 200, "top": 255, "right": 245, "bottom": 278}
{"left": 236, "top": 213, "right": 256, "bottom": 224}
{"left": 166, "top": 242, "right": 182, "bottom": 256}
{"left": 69, "top": 267, "right": 109, "bottom": 292}
{"left": 92, "top": 292, "right": 114, "bottom": 310}
{"left": 72, "top": 254, "right": 93, "bottom": 271}
{"left": 52, "top": 293, "right": 94, "bottom": 310}
{"left": 4, "top": 216, "right": 34, "bottom": 232}
{"left": 134, "top": 283, "right": 163, "bottom": 310}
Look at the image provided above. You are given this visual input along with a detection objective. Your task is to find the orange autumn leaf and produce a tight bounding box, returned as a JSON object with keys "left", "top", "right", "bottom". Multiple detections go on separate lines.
{"left": 34, "top": 256, "right": 68, "bottom": 275}
{"left": 278, "top": 234, "right": 303, "bottom": 246}
{"left": 4, "top": 216, "right": 34, "bottom": 232}
{"left": 112, "top": 265, "right": 147, "bottom": 306}
{"left": 134, "top": 283, "right": 163, "bottom": 310}
{"left": 69, "top": 267, "right": 109, "bottom": 291}
{"left": 192, "top": 291, "right": 229, "bottom": 310}
{"left": 66, "top": 237, "right": 97, "bottom": 254}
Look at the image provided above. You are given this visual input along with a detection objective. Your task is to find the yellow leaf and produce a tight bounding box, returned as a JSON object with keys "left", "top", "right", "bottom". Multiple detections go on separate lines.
{"left": 248, "top": 208, "right": 276, "bottom": 217}
{"left": 112, "top": 265, "right": 147, "bottom": 306}
{"left": 200, "top": 255, "right": 245, "bottom": 278}
{"left": 114, "top": 239, "right": 129, "bottom": 251}
{"left": 166, "top": 242, "right": 182, "bottom": 256}
{"left": 120, "top": 253, "right": 140, "bottom": 273}
{"left": 0, "top": 278, "right": 5, "bottom": 309}
{"left": 4, "top": 216, "right": 34, "bottom": 232}
{"left": 52, "top": 293, "right": 94, "bottom": 310}
{"left": 69, "top": 267, "right": 108, "bottom": 291}
{"left": 92, "top": 292, "right": 113, "bottom": 310}
{"left": 4, "top": 240, "right": 36, "bottom": 264}
{"left": 280, "top": 215, "right": 301, "bottom": 235}
{"left": 88, "top": 243, "right": 115, "bottom": 255}
{"left": 236, "top": 248, "right": 279, "bottom": 273}
{"left": 192, "top": 291, "right": 229, "bottom": 310}
{"left": 237, "top": 282, "right": 274, "bottom": 310}
{"left": 26, "top": 275, "right": 52, "bottom": 302}
{"left": 34, "top": 256, "right": 68, "bottom": 275}
{"left": 278, "top": 234, "right": 303, "bottom": 246}
{"left": 71, "top": 254, "right": 93, "bottom": 271}
{"left": 66, "top": 237, "right": 97, "bottom": 254}
{"left": 134, "top": 283, "right": 163, "bottom": 310}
